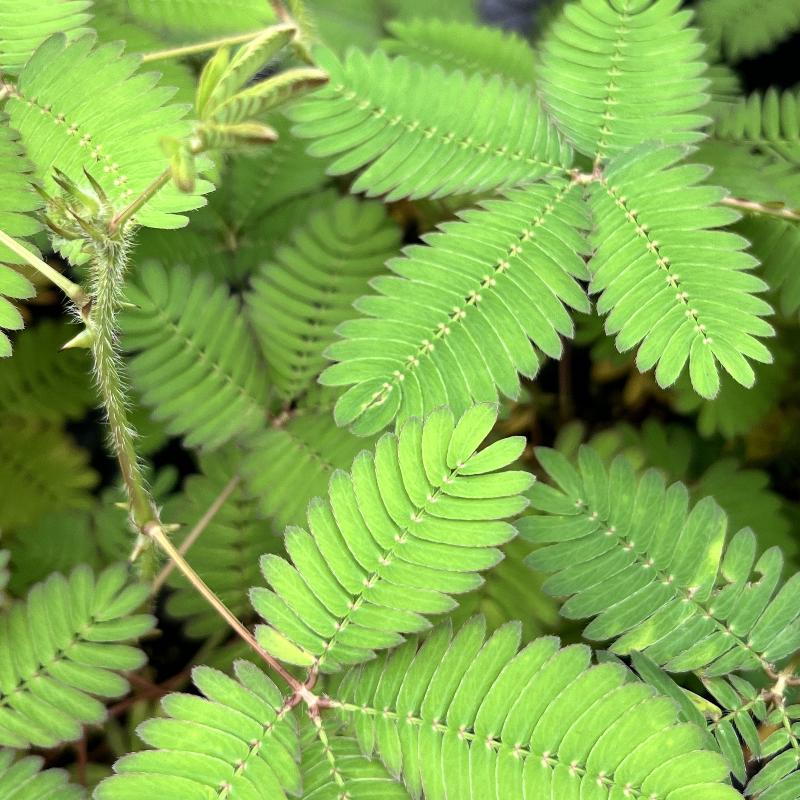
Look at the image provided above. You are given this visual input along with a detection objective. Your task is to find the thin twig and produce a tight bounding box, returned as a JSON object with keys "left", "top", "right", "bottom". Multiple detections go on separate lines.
{"left": 108, "top": 168, "right": 172, "bottom": 235}
{"left": 269, "top": 0, "right": 292, "bottom": 22}
{"left": 151, "top": 475, "right": 241, "bottom": 594}
{"left": 75, "top": 736, "right": 87, "bottom": 786}
{"left": 722, "top": 196, "right": 800, "bottom": 222}
{"left": 107, "top": 667, "right": 192, "bottom": 720}
{"left": 144, "top": 521, "right": 305, "bottom": 693}
{"left": 558, "top": 339, "right": 573, "bottom": 423}
{"left": 0, "top": 230, "right": 89, "bottom": 308}
{"left": 140, "top": 29, "right": 270, "bottom": 63}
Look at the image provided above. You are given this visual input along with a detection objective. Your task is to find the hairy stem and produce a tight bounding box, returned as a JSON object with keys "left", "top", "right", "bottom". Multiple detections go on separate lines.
{"left": 0, "top": 229, "right": 89, "bottom": 307}
{"left": 144, "top": 521, "right": 305, "bottom": 693}
{"left": 88, "top": 240, "right": 158, "bottom": 537}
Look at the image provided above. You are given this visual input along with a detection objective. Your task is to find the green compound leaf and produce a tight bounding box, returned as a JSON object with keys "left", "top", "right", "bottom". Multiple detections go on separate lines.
{"left": 96, "top": 660, "right": 301, "bottom": 800}
{"left": 0, "top": 748, "right": 85, "bottom": 798}
{"left": 0, "top": 417, "right": 98, "bottom": 532}
{"left": 300, "top": 719, "right": 411, "bottom": 799}
{"left": 121, "top": 262, "right": 269, "bottom": 450}
{"left": 0, "top": 114, "right": 42, "bottom": 357}
{"left": 320, "top": 179, "right": 591, "bottom": 436}
{"left": 539, "top": 0, "right": 710, "bottom": 161}
{"left": 6, "top": 33, "right": 213, "bottom": 230}
{"left": 381, "top": 18, "right": 537, "bottom": 86}
{"left": 521, "top": 445, "right": 800, "bottom": 677}
{"left": 588, "top": 143, "right": 774, "bottom": 399}
{"left": 0, "top": 564, "right": 154, "bottom": 749}
{"left": 288, "top": 46, "right": 572, "bottom": 201}
{"left": 0, "top": 0, "right": 92, "bottom": 75}
{"left": 247, "top": 196, "right": 399, "bottom": 403}
{"left": 251, "top": 404, "right": 533, "bottom": 672}
{"left": 241, "top": 389, "right": 373, "bottom": 531}
{"left": 0, "top": 320, "right": 95, "bottom": 421}
{"left": 335, "top": 617, "right": 740, "bottom": 800}
{"left": 162, "top": 449, "right": 280, "bottom": 639}
{"left": 696, "top": 0, "right": 800, "bottom": 62}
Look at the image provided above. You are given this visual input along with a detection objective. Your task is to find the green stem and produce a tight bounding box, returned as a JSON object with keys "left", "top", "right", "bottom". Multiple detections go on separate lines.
{"left": 0, "top": 229, "right": 89, "bottom": 308}
{"left": 140, "top": 29, "right": 271, "bottom": 63}
{"left": 88, "top": 239, "right": 156, "bottom": 532}
{"left": 108, "top": 168, "right": 172, "bottom": 235}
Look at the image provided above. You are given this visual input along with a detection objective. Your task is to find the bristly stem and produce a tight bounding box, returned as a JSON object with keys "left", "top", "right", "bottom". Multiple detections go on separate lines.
{"left": 0, "top": 229, "right": 89, "bottom": 308}
{"left": 88, "top": 238, "right": 158, "bottom": 537}
{"left": 140, "top": 29, "right": 270, "bottom": 63}
{"left": 143, "top": 520, "right": 305, "bottom": 693}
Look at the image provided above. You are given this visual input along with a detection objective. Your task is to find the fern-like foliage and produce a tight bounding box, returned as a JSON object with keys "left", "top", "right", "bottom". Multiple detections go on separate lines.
{"left": 632, "top": 651, "right": 800, "bottom": 798}
{"left": 671, "top": 354, "right": 786, "bottom": 438}
{"left": 696, "top": 0, "right": 800, "bottom": 61}
{"left": 247, "top": 196, "right": 399, "bottom": 403}
{"left": 695, "top": 460, "right": 793, "bottom": 557}
{"left": 320, "top": 179, "right": 591, "bottom": 435}
{"left": 588, "top": 143, "right": 773, "bottom": 399}
{"left": 5, "top": 33, "right": 212, "bottom": 229}
{"left": 522, "top": 445, "right": 800, "bottom": 677}
{"left": 288, "top": 47, "right": 572, "bottom": 201}
{"left": 300, "top": 719, "right": 410, "bottom": 799}
{"left": 0, "top": 564, "right": 154, "bottom": 749}
{"left": 335, "top": 616, "right": 739, "bottom": 799}
{"left": 0, "top": 418, "right": 97, "bottom": 531}
{"left": 222, "top": 117, "right": 331, "bottom": 232}
{"left": 381, "top": 18, "right": 537, "bottom": 86}
{"left": 554, "top": 418, "right": 795, "bottom": 559}
{"left": 121, "top": 262, "right": 269, "bottom": 449}
{"left": 134, "top": 123, "right": 333, "bottom": 286}
{"left": 0, "top": 0, "right": 92, "bottom": 75}
{"left": 89, "top": 0, "right": 196, "bottom": 105}
{"left": 162, "top": 450, "right": 279, "bottom": 638}
{"left": 4, "top": 472, "right": 171, "bottom": 596}
{"left": 739, "top": 217, "right": 800, "bottom": 318}
{"left": 715, "top": 90, "right": 800, "bottom": 171}
{"left": 251, "top": 404, "right": 532, "bottom": 671}
{"left": 0, "top": 748, "right": 84, "bottom": 798}
{"left": 538, "top": 0, "right": 710, "bottom": 162}
{"left": 0, "top": 115, "right": 41, "bottom": 357}
{"left": 117, "top": 0, "right": 274, "bottom": 38}
{"left": 0, "top": 320, "right": 95, "bottom": 420}
{"left": 697, "top": 89, "right": 800, "bottom": 212}
{"left": 449, "top": 537, "right": 559, "bottom": 641}
{"left": 704, "top": 672, "right": 770, "bottom": 784}
{"left": 95, "top": 660, "right": 301, "bottom": 799}
{"left": 384, "top": 0, "right": 477, "bottom": 23}
{"left": 241, "top": 390, "right": 371, "bottom": 530}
